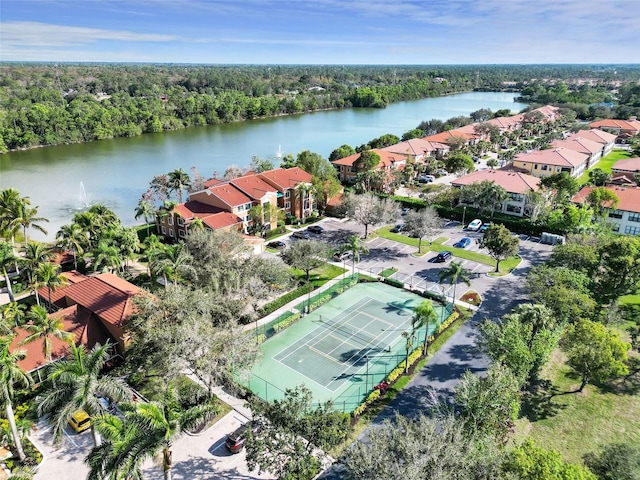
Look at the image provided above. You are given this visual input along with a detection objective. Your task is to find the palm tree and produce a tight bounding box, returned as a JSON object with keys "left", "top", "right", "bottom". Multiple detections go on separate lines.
{"left": 135, "top": 200, "right": 155, "bottom": 237}
{"left": 153, "top": 243, "right": 196, "bottom": 287}
{"left": 411, "top": 300, "right": 439, "bottom": 356}
{"left": 35, "top": 262, "right": 67, "bottom": 311}
{"left": 21, "top": 305, "right": 74, "bottom": 362}
{"left": 438, "top": 260, "right": 472, "bottom": 305}
{"left": 0, "top": 240, "right": 17, "bottom": 302}
{"left": 125, "top": 389, "right": 218, "bottom": 480}
{"left": 401, "top": 330, "right": 415, "bottom": 373}
{"left": 341, "top": 235, "right": 369, "bottom": 277}
{"left": 36, "top": 343, "right": 133, "bottom": 447}
{"left": 0, "top": 188, "right": 24, "bottom": 270}
{"left": 21, "top": 240, "right": 55, "bottom": 285}
{"left": 0, "top": 336, "right": 33, "bottom": 462}
{"left": 187, "top": 217, "right": 205, "bottom": 232}
{"left": 168, "top": 169, "right": 191, "bottom": 203}
{"left": 56, "top": 223, "right": 87, "bottom": 270}
{"left": 91, "top": 241, "right": 123, "bottom": 273}
{"left": 297, "top": 183, "right": 311, "bottom": 223}
{"left": 1, "top": 302, "right": 26, "bottom": 329}
{"left": 11, "top": 200, "right": 49, "bottom": 250}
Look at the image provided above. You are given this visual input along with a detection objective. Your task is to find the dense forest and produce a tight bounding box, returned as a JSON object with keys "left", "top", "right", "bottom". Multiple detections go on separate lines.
{"left": 1, "top": 63, "right": 639, "bottom": 153}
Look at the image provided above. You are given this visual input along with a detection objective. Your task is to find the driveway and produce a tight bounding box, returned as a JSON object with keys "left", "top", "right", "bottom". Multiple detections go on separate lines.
{"left": 31, "top": 411, "right": 274, "bottom": 480}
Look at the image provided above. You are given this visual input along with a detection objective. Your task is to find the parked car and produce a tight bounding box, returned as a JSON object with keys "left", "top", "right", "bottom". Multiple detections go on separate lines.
{"left": 267, "top": 240, "right": 286, "bottom": 249}
{"left": 306, "top": 225, "right": 324, "bottom": 234}
{"left": 432, "top": 251, "right": 453, "bottom": 263}
{"left": 390, "top": 224, "right": 404, "bottom": 233}
{"left": 466, "top": 219, "right": 483, "bottom": 231}
{"left": 453, "top": 237, "right": 471, "bottom": 248}
{"left": 225, "top": 422, "right": 261, "bottom": 454}
{"left": 68, "top": 410, "right": 91, "bottom": 433}
{"left": 479, "top": 222, "right": 492, "bottom": 233}
{"left": 418, "top": 175, "right": 435, "bottom": 183}
{"left": 436, "top": 169, "right": 449, "bottom": 176}
{"left": 291, "top": 230, "right": 310, "bottom": 240}
{"left": 472, "top": 156, "right": 480, "bottom": 163}
{"left": 401, "top": 207, "right": 411, "bottom": 216}
{"left": 333, "top": 250, "right": 353, "bottom": 262}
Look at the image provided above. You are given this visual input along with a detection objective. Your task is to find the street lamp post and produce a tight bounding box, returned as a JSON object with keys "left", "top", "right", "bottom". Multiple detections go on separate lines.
{"left": 462, "top": 205, "right": 467, "bottom": 227}
{"left": 365, "top": 355, "right": 369, "bottom": 393}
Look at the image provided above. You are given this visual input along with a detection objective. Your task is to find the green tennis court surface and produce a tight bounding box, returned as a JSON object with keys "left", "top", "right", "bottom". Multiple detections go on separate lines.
{"left": 247, "top": 282, "right": 450, "bottom": 412}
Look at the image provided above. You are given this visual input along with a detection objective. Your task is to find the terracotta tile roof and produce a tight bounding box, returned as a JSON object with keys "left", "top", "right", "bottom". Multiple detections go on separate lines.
{"left": 451, "top": 169, "right": 540, "bottom": 194}
{"left": 612, "top": 157, "right": 640, "bottom": 173}
{"left": 532, "top": 105, "right": 561, "bottom": 121}
{"left": 589, "top": 118, "right": 640, "bottom": 133}
{"left": 487, "top": 116, "right": 523, "bottom": 130}
{"left": 55, "top": 273, "right": 141, "bottom": 328}
{"left": 38, "top": 270, "right": 88, "bottom": 305}
{"left": 208, "top": 184, "right": 252, "bottom": 207}
{"left": 258, "top": 167, "right": 313, "bottom": 189}
{"left": 382, "top": 139, "right": 449, "bottom": 158}
{"left": 172, "top": 201, "right": 224, "bottom": 220}
{"left": 203, "top": 178, "right": 225, "bottom": 188}
{"left": 572, "top": 185, "right": 640, "bottom": 214}
{"left": 201, "top": 212, "right": 243, "bottom": 230}
{"left": 230, "top": 175, "right": 278, "bottom": 200}
{"left": 552, "top": 136, "right": 603, "bottom": 155}
{"left": 514, "top": 148, "right": 589, "bottom": 168}
{"left": 10, "top": 305, "right": 112, "bottom": 372}
{"left": 571, "top": 129, "right": 617, "bottom": 145}
{"left": 609, "top": 172, "right": 638, "bottom": 186}
{"left": 330, "top": 149, "right": 405, "bottom": 168}
{"left": 423, "top": 130, "right": 475, "bottom": 144}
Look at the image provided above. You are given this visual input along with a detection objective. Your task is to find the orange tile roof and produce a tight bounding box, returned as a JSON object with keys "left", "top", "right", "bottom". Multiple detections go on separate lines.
{"left": 56, "top": 273, "right": 141, "bottom": 328}
{"left": 514, "top": 148, "right": 589, "bottom": 168}
{"left": 423, "top": 130, "right": 475, "bottom": 144}
{"left": 38, "top": 270, "right": 88, "bottom": 305}
{"left": 572, "top": 185, "right": 640, "bottom": 214}
{"left": 207, "top": 184, "right": 251, "bottom": 207}
{"left": 230, "top": 175, "right": 278, "bottom": 200}
{"left": 612, "top": 157, "right": 640, "bottom": 172}
{"left": 571, "top": 129, "right": 617, "bottom": 145}
{"left": 203, "top": 178, "right": 225, "bottom": 188}
{"left": 589, "top": 118, "right": 640, "bottom": 133}
{"left": 10, "top": 305, "right": 112, "bottom": 372}
{"left": 382, "top": 139, "right": 449, "bottom": 157}
{"left": 330, "top": 149, "right": 405, "bottom": 168}
{"left": 258, "top": 167, "right": 313, "bottom": 189}
{"left": 451, "top": 169, "right": 540, "bottom": 194}
{"left": 532, "top": 105, "right": 561, "bottom": 121}
{"left": 552, "top": 136, "right": 603, "bottom": 155}
{"left": 172, "top": 201, "right": 224, "bottom": 220}
{"left": 201, "top": 212, "right": 243, "bottom": 230}
{"left": 487, "top": 116, "right": 523, "bottom": 130}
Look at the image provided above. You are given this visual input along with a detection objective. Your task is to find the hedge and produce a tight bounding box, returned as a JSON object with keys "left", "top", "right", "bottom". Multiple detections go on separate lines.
{"left": 258, "top": 284, "right": 314, "bottom": 316}
{"left": 264, "top": 226, "right": 287, "bottom": 239}
{"left": 273, "top": 312, "right": 302, "bottom": 332}
{"left": 383, "top": 277, "right": 405, "bottom": 288}
{"left": 417, "top": 289, "right": 446, "bottom": 304}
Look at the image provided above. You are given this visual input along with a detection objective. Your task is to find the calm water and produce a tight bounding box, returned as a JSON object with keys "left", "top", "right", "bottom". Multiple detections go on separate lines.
{"left": 0, "top": 91, "right": 525, "bottom": 241}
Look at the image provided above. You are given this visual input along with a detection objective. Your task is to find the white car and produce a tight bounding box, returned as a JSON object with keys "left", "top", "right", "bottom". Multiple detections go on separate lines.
{"left": 467, "top": 219, "right": 483, "bottom": 231}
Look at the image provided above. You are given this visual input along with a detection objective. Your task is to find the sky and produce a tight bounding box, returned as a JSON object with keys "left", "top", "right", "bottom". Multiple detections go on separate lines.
{"left": 1, "top": 0, "right": 640, "bottom": 65}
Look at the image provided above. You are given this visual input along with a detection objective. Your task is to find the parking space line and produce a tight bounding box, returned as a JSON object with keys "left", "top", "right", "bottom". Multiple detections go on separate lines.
{"left": 63, "top": 429, "right": 79, "bottom": 448}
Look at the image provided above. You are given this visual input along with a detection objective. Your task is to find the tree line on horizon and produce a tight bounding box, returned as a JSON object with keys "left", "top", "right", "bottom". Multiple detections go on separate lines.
{"left": 2, "top": 63, "right": 639, "bottom": 154}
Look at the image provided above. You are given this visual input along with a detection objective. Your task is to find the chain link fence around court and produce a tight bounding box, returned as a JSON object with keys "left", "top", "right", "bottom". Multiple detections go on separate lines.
{"left": 251, "top": 274, "right": 360, "bottom": 343}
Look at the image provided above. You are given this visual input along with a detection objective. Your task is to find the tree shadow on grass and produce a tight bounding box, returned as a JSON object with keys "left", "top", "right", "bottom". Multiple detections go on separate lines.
{"left": 520, "top": 379, "right": 568, "bottom": 422}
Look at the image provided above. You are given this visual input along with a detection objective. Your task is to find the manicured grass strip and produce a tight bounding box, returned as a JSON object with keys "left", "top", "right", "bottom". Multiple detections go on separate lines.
{"left": 517, "top": 349, "right": 640, "bottom": 465}
{"left": 377, "top": 227, "right": 521, "bottom": 273}
{"left": 576, "top": 149, "right": 635, "bottom": 184}
{"left": 291, "top": 263, "right": 346, "bottom": 287}
{"left": 380, "top": 267, "right": 398, "bottom": 278}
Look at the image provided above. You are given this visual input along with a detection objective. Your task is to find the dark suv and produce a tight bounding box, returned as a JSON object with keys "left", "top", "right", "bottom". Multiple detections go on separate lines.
{"left": 307, "top": 225, "right": 324, "bottom": 234}
{"left": 432, "top": 251, "right": 453, "bottom": 263}
{"left": 225, "top": 422, "right": 260, "bottom": 454}
{"left": 291, "top": 230, "right": 310, "bottom": 240}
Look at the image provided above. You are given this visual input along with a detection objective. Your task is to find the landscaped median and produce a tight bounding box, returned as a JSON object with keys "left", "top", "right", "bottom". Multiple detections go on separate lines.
{"left": 376, "top": 226, "right": 521, "bottom": 274}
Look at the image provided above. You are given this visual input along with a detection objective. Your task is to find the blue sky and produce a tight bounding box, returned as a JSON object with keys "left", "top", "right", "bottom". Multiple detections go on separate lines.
{"left": 2, "top": 0, "right": 639, "bottom": 64}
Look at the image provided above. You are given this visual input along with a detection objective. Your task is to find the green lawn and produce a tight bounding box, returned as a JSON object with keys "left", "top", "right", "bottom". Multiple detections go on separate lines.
{"left": 517, "top": 349, "right": 640, "bottom": 465}
{"left": 376, "top": 227, "right": 521, "bottom": 274}
{"left": 576, "top": 149, "right": 635, "bottom": 184}
{"left": 292, "top": 262, "right": 346, "bottom": 287}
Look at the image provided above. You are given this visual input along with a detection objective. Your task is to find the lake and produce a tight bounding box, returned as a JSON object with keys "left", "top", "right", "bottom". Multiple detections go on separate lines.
{"left": 0, "top": 91, "right": 526, "bottom": 241}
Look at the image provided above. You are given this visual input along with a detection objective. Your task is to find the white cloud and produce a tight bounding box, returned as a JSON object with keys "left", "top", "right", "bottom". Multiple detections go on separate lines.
{"left": 0, "top": 21, "right": 181, "bottom": 48}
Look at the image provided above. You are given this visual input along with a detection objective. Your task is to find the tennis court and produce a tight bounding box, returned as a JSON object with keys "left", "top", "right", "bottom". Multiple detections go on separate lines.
{"left": 248, "top": 282, "right": 450, "bottom": 412}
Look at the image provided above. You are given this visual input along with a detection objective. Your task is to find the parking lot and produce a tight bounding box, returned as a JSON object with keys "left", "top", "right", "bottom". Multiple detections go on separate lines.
{"left": 31, "top": 410, "right": 274, "bottom": 480}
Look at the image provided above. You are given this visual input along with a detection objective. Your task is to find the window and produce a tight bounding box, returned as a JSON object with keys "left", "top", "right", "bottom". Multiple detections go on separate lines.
{"left": 169, "top": 230, "right": 174, "bottom": 237}
{"left": 285, "top": 191, "right": 290, "bottom": 198}
{"left": 237, "top": 204, "right": 245, "bottom": 212}
{"left": 177, "top": 218, "right": 184, "bottom": 227}
{"left": 244, "top": 202, "right": 252, "bottom": 211}
{"left": 629, "top": 212, "right": 640, "bottom": 223}
{"left": 541, "top": 165, "right": 548, "bottom": 171}
{"left": 160, "top": 217, "right": 165, "bottom": 224}
{"left": 611, "top": 223, "right": 620, "bottom": 232}
{"left": 285, "top": 201, "right": 291, "bottom": 209}
{"left": 506, "top": 204, "right": 522, "bottom": 214}
{"left": 510, "top": 193, "right": 524, "bottom": 202}
{"left": 533, "top": 164, "right": 538, "bottom": 170}
{"left": 167, "top": 216, "right": 173, "bottom": 226}
{"left": 178, "top": 229, "right": 186, "bottom": 238}
{"left": 161, "top": 226, "right": 166, "bottom": 234}
{"left": 624, "top": 225, "right": 640, "bottom": 235}
{"left": 609, "top": 209, "right": 623, "bottom": 219}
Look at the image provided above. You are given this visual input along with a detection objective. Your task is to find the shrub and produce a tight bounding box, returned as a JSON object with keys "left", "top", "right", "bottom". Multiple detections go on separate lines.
{"left": 418, "top": 289, "right": 446, "bottom": 304}
{"left": 383, "top": 277, "right": 404, "bottom": 288}
{"left": 264, "top": 225, "right": 287, "bottom": 239}
{"left": 259, "top": 284, "right": 313, "bottom": 316}
{"left": 273, "top": 312, "right": 301, "bottom": 332}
